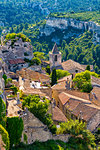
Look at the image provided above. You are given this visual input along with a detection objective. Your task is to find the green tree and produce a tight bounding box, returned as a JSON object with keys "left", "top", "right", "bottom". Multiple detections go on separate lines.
{"left": 3, "top": 74, "right": 7, "bottom": 86}
{"left": 7, "top": 117, "right": 24, "bottom": 147}
{"left": 10, "top": 85, "right": 18, "bottom": 95}
{"left": 33, "top": 52, "right": 45, "bottom": 60}
{"left": 85, "top": 65, "right": 90, "bottom": 71}
{"left": 46, "top": 65, "right": 51, "bottom": 75}
{"left": 51, "top": 68, "right": 57, "bottom": 86}
{"left": 73, "top": 70, "right": 92, "bottom": 93}
{"left": 0, "top": 124, "right": 10, "bottom": 150}
{"left": 56, "top": 69, "right": 70, "bottom": 80}
{"left": 31, "top": 57, "right": 41, "bottom": 65}
{"left": 57, "top": 120, "right": 96, "bottom": 148}
{"left": 0, "top": 97, "right": 6, "bottom": 127}
{"left": 22, "top": 95, "right": 57, "bottom": 134}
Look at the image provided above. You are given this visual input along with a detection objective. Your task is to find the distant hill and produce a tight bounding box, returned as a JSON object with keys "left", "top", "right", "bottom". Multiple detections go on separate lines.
{"left": 0, "top": 0, "right": 100, "bottom": 27}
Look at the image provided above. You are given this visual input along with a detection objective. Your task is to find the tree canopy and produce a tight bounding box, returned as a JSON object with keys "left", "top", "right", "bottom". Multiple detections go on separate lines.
{"left": 73, "top": 70, "right": 93, "bottom": 93}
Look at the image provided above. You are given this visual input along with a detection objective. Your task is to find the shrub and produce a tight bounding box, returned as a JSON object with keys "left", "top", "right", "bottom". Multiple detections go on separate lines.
{"left": 0, "top": 97, "right": 6, "bottom": 127}
{"left": 73, "top": 70, "right": 93, "bottom": 93}
{"left": 7, "top": 117, "right": 24, "bottom": 147}
{"left": 0, "top": 124, "right": 10, "bottom": 150}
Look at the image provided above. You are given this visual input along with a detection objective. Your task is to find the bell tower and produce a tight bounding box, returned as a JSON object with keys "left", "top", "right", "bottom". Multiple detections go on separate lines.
{"left": 49, "top": 43, "right": 62, "bottom": 69}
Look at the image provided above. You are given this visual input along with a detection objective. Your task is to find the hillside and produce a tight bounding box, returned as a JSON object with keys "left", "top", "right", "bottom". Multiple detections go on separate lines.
{"left": 0, "top": 0, "right": 100, "bottom": 27}
{"left": 50, "top": 11, "right": 100, "bottom": 25}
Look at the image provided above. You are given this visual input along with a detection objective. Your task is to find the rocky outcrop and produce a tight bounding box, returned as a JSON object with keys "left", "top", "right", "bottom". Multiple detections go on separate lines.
{"left": 39, "top": 17, "right": 100, "bottom": 44}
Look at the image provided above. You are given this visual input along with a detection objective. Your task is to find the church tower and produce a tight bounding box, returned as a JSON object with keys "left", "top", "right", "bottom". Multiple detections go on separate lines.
{"left": 49, "top": 43, "right": 62, "bottom": 69}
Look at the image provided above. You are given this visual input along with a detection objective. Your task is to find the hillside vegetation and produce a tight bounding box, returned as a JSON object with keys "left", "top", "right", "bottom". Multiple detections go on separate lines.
{"left": 50, "top": 11, "right": 100, "bottom": 25}
{"left": 0, "top": 0, "right": 100, "bottom": 27}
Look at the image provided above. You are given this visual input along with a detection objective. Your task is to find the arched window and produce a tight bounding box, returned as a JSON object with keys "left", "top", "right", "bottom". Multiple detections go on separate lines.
{"left": 54, "top": 55, "right": 57, "bottom": 61}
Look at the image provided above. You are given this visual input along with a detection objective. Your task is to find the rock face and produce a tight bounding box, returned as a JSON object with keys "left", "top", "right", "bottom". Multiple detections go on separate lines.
{"left": 39, "top": 17, "right": 100, "bottom": 44}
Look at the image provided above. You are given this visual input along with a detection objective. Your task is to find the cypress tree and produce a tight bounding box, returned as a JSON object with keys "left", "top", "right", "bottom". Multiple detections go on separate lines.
{"left": 51, "top": 68, "right": 57, "bottom": 86}
{"left": 85, "top": 65, "right": 90, "bottom": 71}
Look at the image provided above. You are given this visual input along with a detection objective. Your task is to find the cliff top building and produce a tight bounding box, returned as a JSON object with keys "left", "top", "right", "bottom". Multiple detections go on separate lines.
{"left": 49, "top": 43, "right": 62, "bottom": 70}
{"left": 49, "top": 43, "right": 93, "bottom": 73}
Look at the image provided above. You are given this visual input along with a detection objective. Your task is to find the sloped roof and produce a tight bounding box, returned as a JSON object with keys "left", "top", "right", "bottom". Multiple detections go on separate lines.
{"left": 72, "top": 103, "right": 100, "bottom": 122}
{"left": 58, "top": 75, "right": 72, "bottom": 83}
{"left": 53, "top": 106, "right": 67, "bottom": 122}
{"left": 91, "top": 76, "right": 100, "bottom": 86}
{"left": 65, "top": 99, "right": 81, "bottom": 111}
{"left": 17, "top": 68, "right": 50, "bottom": 83}
{"left": 59, "top": 92, "right": 91, "bottom": 105}
{"left": 52, "top": 81, "right": 66, "bottom": 90}
{"left": 52, "top": 43, "right": 59, "bottom": 54}
{"left": 8, "top": 59, "right": 25, "bottom": 65}
{"left": 62, "top": 59, "right": 85, "bottom": 71}
{"left": 59, "top": 92, "right": 70, "bottom": 105}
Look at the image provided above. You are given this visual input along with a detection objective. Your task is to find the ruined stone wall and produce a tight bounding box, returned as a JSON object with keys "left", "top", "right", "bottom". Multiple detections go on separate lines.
{"left": 21, "top": 110, "right": 70, "bottom": 144}
{"left": 87, "top": 110, "right": 100, "bottom": 132}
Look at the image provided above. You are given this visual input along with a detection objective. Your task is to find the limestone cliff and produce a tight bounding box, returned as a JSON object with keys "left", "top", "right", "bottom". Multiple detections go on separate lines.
{"left": 39, "top": 17, "right": 100, "bottom": 44}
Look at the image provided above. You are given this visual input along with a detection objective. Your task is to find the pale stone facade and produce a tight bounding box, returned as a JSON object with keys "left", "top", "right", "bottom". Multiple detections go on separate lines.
{"left": 49, "top": 43, "right": 62, "bottom": 69}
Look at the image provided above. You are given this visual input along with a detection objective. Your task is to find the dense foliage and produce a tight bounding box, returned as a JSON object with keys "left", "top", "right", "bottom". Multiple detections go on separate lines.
{"left": 50, "top": 11, "right": 100, "bottom": 24}
{"left": 0, "top": 97, "right": 6, "bottom": 127}
{"left": 0, "top": 124, "right": 10, "bottom": 150}
{"left": 11, "top": 140, "right": 66, "bottom": 150}
{"left": 57, "top": 119, "right": 96, "bottom": 149}
{"left": 0, "top": 0, "right": 100, "bottom": 28}
{"left": 50, "top": 69, "right": 70, "bottom": 85}
{"left": 5, "top": 33, "right": 31, "bottom": 43}
{"left": 3, "top": 74, "right": 12, "bottom": 87}
{"left": 10, "top": 85, "right": 18, "bottom": 95}
{"left": 22, "top": 95, "right": 57, "bottom": 134}
{"left": 6, "top": 22, "right": 100, "bottom": 73}
{"left": 60, "top": 32, "right": 100, "bottom": 74}
{"left": 51, "top": 68, "right": 57, "bottom": 86}
{"left": 56, "top": 69, "right": 70, "bottom": 80}
{"left": 7, "top": 117, "right": 24, "bottom": 147}
{"left": 73, "top": 70, "right": 93, "bottom": 93}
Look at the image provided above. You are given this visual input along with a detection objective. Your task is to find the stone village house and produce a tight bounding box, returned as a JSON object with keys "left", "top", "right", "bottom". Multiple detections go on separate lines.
{"left": 49, "top": 43, "right": 93, "bottom": 73}
{"left": 55, "top": 92, "right": 100, "bottom": 132}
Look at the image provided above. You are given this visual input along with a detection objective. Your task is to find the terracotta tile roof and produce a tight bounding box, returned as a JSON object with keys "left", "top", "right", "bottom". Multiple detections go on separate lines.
{"left": 52, "top": 81, "right": 66, "bottom": 90}
{"left": 72, "top": 103, "right": 100, "bottom": 122}
{"left": 59, "top": 92, "right": 70, "bottom": 105}
{"left": 62, "top": 59, "right": 85, "bottom": 72}
{"left": 23, "top": 88, "right": 46, "bottom": 97}
{"left": 53, "top": 106, "right": 67, "bottom": 122}
{"left": 64, "top": 90, "right": 90, "bottom": 100}
{"left": 58, "top": 75, "right": 72, "bottom": 83}
{"left": 91, "top": 76, "right": 100, "bottom": 85}
{"left": 59, "top": 92, "right": 91, "bottom": 105}
{"left": 17, "top": 68, "right": 50, "bottom": 83}
{"left": 8, "top": 59, "right": 25, "bottom": 65}
{"left": 65, "top": 99, "right": 81, "bottom": 111}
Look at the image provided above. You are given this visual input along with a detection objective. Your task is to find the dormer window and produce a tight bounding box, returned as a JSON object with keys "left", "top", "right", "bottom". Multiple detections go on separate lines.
{"left": 54, "top": 55, "right": 57, "bottom": 61}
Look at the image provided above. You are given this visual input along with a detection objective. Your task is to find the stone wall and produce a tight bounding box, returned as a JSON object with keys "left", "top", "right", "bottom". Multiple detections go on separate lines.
{"left": 87, "top": 110, "right": 100, "bottom": 132}
{"left": 21, "top": 110, "right": 70, "bottom": 144}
